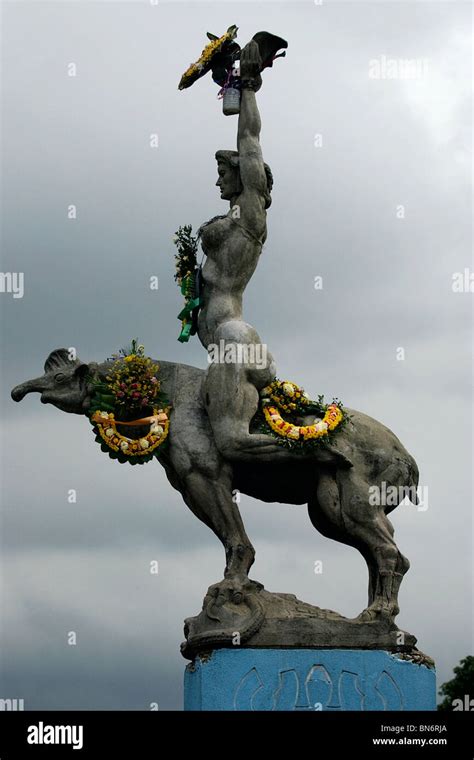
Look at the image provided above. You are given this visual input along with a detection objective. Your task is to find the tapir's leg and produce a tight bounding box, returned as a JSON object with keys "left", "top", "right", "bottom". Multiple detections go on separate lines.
{"left": 308, "top": 474, "right": 379, "bottom": 610}
{"left": 165, "top": 408, "right": 255, "bottom": 580}
{"left": 374, "top": 515, "right": 410, "bottom": 619}
{"left": 184, "top": 470, "right": 255, "bottom": 579}
{"left": 340, "top": 480, "right": 409, "bottom": 620}
{"left": 308, "top": 499, "right": 379, "bottom": 608}
{"left": 309, "top": 471, "right": 409, "bottom": 620}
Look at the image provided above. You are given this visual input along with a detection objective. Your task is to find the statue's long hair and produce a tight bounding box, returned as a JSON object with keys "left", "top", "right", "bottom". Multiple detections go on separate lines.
{"left": 215, "top": 150, "right": 273, "bottom": 209}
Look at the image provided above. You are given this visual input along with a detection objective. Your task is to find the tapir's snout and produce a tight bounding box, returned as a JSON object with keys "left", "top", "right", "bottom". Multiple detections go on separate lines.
{"left": 11, "top": 376, "right": 48, "bottom": 402}
{"left": 11, "top": 348, "right": 90, "bottom": 415}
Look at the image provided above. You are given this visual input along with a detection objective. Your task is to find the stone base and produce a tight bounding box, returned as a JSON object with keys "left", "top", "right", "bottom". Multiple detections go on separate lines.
{"left": 181, "top": 585, "right": 419, "bottom": 660}
{"left": 184, "top": 649, "right": 436, "bottom": 711}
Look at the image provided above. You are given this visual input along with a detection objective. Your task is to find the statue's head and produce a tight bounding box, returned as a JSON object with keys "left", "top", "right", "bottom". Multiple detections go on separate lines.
{"left": 215, "top": 150, "right": 273, "bottom": 209}
{"left": 11, "top": 348, "right": 90, "bottom": 414}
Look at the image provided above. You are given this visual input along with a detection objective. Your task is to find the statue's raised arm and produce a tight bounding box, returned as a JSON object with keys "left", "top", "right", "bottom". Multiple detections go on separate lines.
{"left": 236, "top": 40, "right": 269, "bottom": 235}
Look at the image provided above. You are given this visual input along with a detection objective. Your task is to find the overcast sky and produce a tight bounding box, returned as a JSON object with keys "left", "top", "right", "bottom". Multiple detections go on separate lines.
{"left": 1, "top": 0, "right": 472, "bottom": 710}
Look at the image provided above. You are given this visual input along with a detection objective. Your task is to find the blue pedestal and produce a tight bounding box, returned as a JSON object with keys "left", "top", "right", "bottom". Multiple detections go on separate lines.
{"left": 184, "top": 649, "right": 436, "bottom": 711}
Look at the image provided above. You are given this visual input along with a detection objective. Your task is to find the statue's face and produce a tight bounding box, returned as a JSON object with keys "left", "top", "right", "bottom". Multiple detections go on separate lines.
{"left": 216, "top": 162, "right": 241, "bottom": 201}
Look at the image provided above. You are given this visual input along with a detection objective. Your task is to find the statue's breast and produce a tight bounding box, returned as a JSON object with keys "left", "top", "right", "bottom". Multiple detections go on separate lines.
{"left": 199, "top": 216, "right": 233, "bottom": 255}
{"left": 199, "top": 213, "right": 262, "bottom": 295}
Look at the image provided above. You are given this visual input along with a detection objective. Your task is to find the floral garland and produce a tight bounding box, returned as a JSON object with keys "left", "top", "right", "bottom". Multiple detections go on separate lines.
{"left": 90, "top": 408, "right": 169, "bottom": 459}
{"left": 258, "top": 380, "right": 345, "bottom": 448}
{"left": 174, "top": 225, "right": 202, "bottom": 343}
{"left": 178, "top": 25, "right": 238, "bottom": 90}
{"left": 88, "top": 340, "right": 170, "bottom": 465}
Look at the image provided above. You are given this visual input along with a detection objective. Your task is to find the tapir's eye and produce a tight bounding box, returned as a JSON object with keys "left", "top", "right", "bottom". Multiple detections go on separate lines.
{"left": 54, "top": 372, "right": 66, "bottom": 383}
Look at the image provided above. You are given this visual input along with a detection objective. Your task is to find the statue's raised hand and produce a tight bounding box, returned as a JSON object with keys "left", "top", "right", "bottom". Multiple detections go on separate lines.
{"left": 240, "top": 40, "right": 262, "bottom": 91}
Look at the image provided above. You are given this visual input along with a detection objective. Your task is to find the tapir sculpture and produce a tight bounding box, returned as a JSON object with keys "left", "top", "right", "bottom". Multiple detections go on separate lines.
{"left": 12, "top": 347, "right": 419, "bottom": 628}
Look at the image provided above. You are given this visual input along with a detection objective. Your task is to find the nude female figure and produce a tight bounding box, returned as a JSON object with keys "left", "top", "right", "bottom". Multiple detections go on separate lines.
{"left": 197, "top": 41, "right": 350, "bottom": 468}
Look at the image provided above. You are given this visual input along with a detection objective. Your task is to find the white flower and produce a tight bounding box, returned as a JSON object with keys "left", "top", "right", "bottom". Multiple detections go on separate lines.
{"left": 140, "top": 438, "right": 150, "bottom": 450}
{"left": 302, "top": 391, "right": 309, "bottom": 399}
{"left": 288, "top": 427, "right": 300, "bottom": 439}
{"left": 151, "top": 424, "right": 163, "bottom": 436}
{"left": 315, "top": 421, "right": 328, "bottom": 433}
{"left": 282, "top": 383, "right": 295, "bottom": 397}
{"left": 261, "top": 398, "right": 270, "bottom": 404}
{"left": 120, "top": 441, "right": 129, "bottom": 452}
{"left": 105, "top": 428, "right": 114, "bottom": 437}
{"left": 100, "top": 412, "right": 109, "bottom": 419}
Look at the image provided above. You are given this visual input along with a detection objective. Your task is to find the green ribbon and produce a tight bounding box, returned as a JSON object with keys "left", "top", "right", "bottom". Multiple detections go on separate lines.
{"left": 177, "top": 321, "right": 193, "bottom": 343}
{"left": 177, "top": 273, "right": 202, "bottom": 342}
{"left": 177, "top": 296, "right": 201, "bottom": 321}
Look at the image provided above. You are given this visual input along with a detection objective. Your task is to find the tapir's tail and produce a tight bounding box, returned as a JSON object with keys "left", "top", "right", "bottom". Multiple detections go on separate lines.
{"left": 408, "top": 454, "right": 420, "bottom": 506}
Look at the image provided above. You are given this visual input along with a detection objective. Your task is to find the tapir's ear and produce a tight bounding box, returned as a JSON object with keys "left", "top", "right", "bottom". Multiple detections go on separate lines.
{"left": 44, "top": 348, "right": 81, "bottom": 373}
{"left": 74, "top": 363, "right": 89, "bottom": 379}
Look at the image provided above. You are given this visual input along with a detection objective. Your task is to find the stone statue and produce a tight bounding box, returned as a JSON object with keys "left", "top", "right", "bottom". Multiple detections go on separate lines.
{"left": 11, "top": 32, "right": 426, "bottom": 667}
{"left": 197, "top": 41, "right": 350, "bottom": 468}
{"left": 12, "top": 347, "right": 419, "bottom": 658}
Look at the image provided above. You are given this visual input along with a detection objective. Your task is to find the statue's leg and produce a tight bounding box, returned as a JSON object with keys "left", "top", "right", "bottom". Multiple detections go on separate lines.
{"left": 205, "top": 358, "right": 289, "bottom": 460}
{"left": 205, "top": 321, "right": 352, "bottom": 467}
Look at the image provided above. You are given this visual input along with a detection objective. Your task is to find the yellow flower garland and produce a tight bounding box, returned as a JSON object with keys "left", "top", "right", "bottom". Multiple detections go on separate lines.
{"left": 262, "top": 380, "right": 309, "bottom": 413}
{"left": 260, "top": 380, "right": 343, "bottom": 442}
{"left": 178, "top": 26, "right": 238, "bottom": 90}
{"left": 263, "top": 403, "right": 343, "bottom": 441}
{"left": 91, "top": 408, "right": 170, "bottom": 458}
